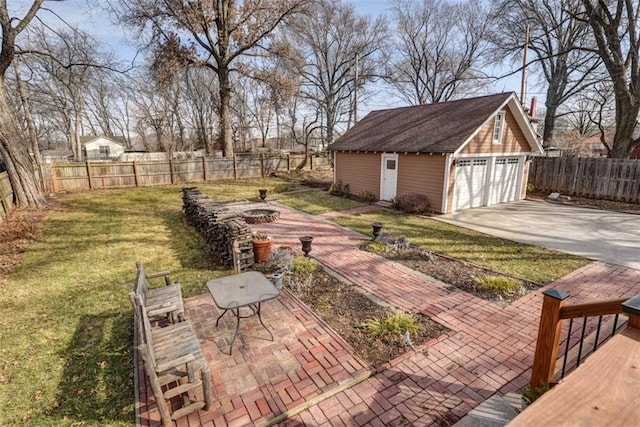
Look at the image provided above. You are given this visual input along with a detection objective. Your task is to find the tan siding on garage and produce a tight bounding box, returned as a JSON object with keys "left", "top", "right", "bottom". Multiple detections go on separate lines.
{"left": 396, "top": 154, "right": 447, "bottom": 213}
{"left": 460, "top": 109, "right": 531, "bottom": 155}
{"left": 335, "top": 152, "right": 381, "bottom": 198}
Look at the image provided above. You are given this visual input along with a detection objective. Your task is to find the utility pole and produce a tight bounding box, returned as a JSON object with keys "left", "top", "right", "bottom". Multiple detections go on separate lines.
{"left": 520, "top": 25, "right": 530, "bottom": 107}
{"left": 354, "top": 54, "right": 359, "bottom": 124}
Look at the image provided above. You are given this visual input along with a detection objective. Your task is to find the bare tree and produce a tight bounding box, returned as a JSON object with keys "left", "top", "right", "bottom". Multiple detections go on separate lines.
{"left": 0, "top": 0, "right": 49, "bottom": 208}
{"left": 24, "top": 26, "right": 105, "bottom": 160}
{"left": 494, "top": 0, "right": 601, "bottom": 146}
{"left": 559, "top": 79, "right": 614, "bottom": 139}
{"left": 245, "top": 76, "right": 275, "bottom": 148}
{"left": 183, "top": 68, "right": 219, "bottom": 153}
{"left": 114, "top": 0, "right": 309, "bottom": 158}
{"left": 387, "top": 0, "right": 493, "bottom": 105}
{"left": 578, "top": 0, "right": 640, "bottom": 158}
{"left": 253, "top": 63, "right": 299, "bottom": 149}
{"left": 286, "top": 96, "right": 321, "bottom": 168}
{"left": 280, "top": 0, "right": 387, "bottom": 146}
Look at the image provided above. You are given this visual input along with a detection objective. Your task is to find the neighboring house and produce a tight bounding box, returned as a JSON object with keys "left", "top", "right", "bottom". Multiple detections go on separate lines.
{"left": 81, "top": 136, "right": 125, "bottom": 161}
{"left": 328, "top": 92, "right": 543, "bottom": 213}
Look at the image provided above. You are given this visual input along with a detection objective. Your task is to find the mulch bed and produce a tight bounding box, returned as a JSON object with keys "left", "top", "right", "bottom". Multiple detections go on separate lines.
{"left": 366, "top": 245, "right": 541, "bottom": 306}
{"left": 252, "top": 262, "right": 448, "bottom": 368}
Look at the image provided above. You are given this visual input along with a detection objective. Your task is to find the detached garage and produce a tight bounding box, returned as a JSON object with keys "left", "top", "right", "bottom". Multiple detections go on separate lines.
{"left": 328, "top": 92, "right": 542, "bottom": 213}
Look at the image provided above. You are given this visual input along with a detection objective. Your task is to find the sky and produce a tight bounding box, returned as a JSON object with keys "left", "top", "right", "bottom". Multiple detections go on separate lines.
{"left": 17, "top": 0, "right": 534, "bottom": 117}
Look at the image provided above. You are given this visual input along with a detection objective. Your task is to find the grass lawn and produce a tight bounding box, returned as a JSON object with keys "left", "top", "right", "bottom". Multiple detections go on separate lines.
{"left": 0, "top": 178, "right": 360, "bottom": 426}
{"left": 0, "top": 178, "right": 588, "bottom": 425}
{"left": 331, "top": 209, "right": 588, "bottom": 284}
{"left": 273, "top": 188, "right": 363, "bottom": 215}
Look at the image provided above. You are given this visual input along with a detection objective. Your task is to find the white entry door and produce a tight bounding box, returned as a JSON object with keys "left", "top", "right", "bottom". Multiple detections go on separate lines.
{"left": 380, "top": 153, "right": 398, "bottom": 201}
{"left": 489, "top": 157, "right": 522, "bottom": 205}
{"left": 453, "top": 158, "right": 488, "bottom": 210}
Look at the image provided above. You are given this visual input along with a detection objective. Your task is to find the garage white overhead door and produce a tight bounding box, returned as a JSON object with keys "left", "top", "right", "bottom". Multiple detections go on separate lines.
{"left": 453, "top": 159, "right": 488, "bottom": 211}
{"left": 490, "top": 157, "right": 521, "bottom": 205}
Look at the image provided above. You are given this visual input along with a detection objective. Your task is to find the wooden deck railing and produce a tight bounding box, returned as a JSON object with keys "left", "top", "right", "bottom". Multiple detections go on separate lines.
{"left": 530, "top": 289, "right": 640, "bottom": 389}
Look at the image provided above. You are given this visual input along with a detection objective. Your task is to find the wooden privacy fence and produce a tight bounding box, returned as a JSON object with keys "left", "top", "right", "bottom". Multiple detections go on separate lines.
{"left": 0, "top": 171, "right": 14, "bottom": 223}
{"left": 529, "top": 156, "right": 640, "bottom": 203}
{"left": 41, "top": 153, "right": 330, "bottom": 193}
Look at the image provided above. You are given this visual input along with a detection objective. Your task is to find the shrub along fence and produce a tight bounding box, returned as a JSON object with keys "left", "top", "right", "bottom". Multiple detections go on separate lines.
{"left": 41, "top": 153, "right": 330, "bottom": 193}
{"left": 529, "top": 156, "right": 640, "bottom": 203}
{"left": 0, "top": 171, "right": 13, "bottom": 223}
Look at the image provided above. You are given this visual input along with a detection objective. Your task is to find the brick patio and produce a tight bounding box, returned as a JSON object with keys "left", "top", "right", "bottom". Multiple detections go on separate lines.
{"left": 136, "top": 201, "right": 640, "bottom": 426}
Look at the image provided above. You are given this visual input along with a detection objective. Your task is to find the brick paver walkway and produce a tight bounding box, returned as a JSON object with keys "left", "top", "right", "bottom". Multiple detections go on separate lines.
{"left": 136, "top": 201, "right": 640, "bottom": 426}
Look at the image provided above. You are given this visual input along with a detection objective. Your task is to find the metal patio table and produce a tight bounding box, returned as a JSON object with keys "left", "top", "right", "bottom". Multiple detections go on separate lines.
{"left": 206, "top": 271, "right": 280, "bottom": 354}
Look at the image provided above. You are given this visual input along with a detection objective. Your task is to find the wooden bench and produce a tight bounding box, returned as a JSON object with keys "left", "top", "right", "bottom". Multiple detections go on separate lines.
{"left": 134, "top": 261, "right": 184, "bottom": 324}
{"left": 130, "top": 292, "right": 213, "bottom": 427}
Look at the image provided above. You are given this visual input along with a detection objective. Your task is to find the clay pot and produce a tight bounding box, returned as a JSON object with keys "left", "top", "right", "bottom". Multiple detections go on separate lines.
{"left": 252, "top": 239, "right": 273, "bottom": 262}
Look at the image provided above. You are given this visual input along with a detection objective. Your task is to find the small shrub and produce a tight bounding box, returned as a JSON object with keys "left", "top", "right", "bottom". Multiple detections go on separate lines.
{"left": 378, "top": 233, "right": 410, "bottom": 250}
{"left": 364, "top": 312, "right": 424, "bottom": 338}
{"left": 527, "top": 183, "right": 535, "bottom": 193}
{"left": 473, "top": 275, "right": 523, "bottom": 295}
{"left": 355, "top": 190, "right": 377, "bottom": 203}
{"left": 289, "top": 256, "right": 319, "bottom": 274}
{"left": 331, "top": 180, "right": 350, "bottom": 196}
{"left": 362, "top": 240, "right": 389, "bottom": 254}
{"left": 270, "top": 248, "right": 294, "bottom": 271}
{"left": 391, "top": 193, "right": 432, "bottom": 215}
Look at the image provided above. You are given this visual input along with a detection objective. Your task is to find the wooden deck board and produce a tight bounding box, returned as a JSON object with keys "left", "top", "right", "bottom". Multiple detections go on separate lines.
{"left": 510, "top": 327, "right": 640, "bottom": 426}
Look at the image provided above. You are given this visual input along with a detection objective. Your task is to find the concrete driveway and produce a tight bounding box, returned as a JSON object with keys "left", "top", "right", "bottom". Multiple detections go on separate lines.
{"left": 437, "top": 200, "right": 640, "bottom": 270}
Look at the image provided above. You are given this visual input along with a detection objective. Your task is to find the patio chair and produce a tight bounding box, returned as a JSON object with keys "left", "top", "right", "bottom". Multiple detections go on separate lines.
{"left": 130, "top": 292, "right": 213, "bottom": 427}
{"left": 134, "top": 261, "right": 184, "bottom": 324}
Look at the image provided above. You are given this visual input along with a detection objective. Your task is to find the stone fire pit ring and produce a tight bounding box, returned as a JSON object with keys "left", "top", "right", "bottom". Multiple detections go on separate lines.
{"left": 243, "top": 209, "right": 280, "bottom": 224}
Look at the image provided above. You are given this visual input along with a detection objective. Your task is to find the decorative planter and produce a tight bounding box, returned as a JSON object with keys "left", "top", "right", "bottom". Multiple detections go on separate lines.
{"left": 299, "top": 236, "right": 313, "bottom": 257}
{"left": 372, "top": 222, "right": 384, "bottom": 240}
{"left": 258, "top": 188, "right": 268, "bottom": 202}
{"left": 252, "top": 239, "right": 273, "bottom": 262}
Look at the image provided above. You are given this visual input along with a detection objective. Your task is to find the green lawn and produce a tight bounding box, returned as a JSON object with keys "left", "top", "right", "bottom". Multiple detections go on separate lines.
{"left": 0, "top": 179, "right": 588, "bottom": 425}
{"left": 0, "top": 185, "right": 234, "bottom": 426}
{"left": 331, "top": 209, "right": 588, "bottom": 284}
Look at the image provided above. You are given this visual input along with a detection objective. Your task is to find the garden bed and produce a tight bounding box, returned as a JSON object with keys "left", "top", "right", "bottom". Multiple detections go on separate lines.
{"left": 365, "top": 243, "right": 541, "bottom": 306}
{"left": 252, "top": 262, "right": 448, "bottom": 367}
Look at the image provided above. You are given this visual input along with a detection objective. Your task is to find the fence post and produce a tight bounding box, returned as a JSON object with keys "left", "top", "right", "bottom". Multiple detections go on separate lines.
{"left": 261, "top": 153, "right": 265, "bottom": 178}
{"left": 233, "top": 154, "right": 238, "bottom": 180}
{"left": 287, "top": 154, "right": 291, "bottom": 171}
{"left": 133, "top": 161, "right": 140, "bottom": 187}
{"left": 531, "top": 289, "right": 570, "bottom": 389}
{"left": 202, "top": 157, "right": 208, "bottom": 182}
{"left": 310, "top": 154, "right": 314, "bottom": 170}
{"left": 169, "top": 159, "right": 175, "bottom": 184}
{"left": 86, "top": 162, "right": 93, "bottom": 190}
{"left": 623, "top": 294, "right": 640, "bottom": 329}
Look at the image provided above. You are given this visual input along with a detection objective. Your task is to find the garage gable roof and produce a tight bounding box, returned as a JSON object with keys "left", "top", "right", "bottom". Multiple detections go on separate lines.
{"left": 329, "top": 92, "right": 539, "bottom": 154}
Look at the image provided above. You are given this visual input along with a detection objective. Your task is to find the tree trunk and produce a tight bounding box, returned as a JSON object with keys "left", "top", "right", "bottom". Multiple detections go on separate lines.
{"left": 219, "top": 68, "right": 234, "bottom": 157}
{"left": 12, "top": 58, "right": 42, "bottom": 171}
{"left": 543, "top": 74, "right": 566, "bottom": 146}
{"left": 0, "top": 82, "right": 46, "bottom": 208}
{"left": 542, "top": 102, "right": 559, "bottom": 147}
{"left": 610, "top": 95, "right": 640, "bottom": 158}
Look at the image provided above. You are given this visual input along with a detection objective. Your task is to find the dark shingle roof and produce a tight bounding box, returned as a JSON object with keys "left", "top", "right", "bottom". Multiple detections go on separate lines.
{"left": 329, "top": 92, "right": 514, "bottom": 153}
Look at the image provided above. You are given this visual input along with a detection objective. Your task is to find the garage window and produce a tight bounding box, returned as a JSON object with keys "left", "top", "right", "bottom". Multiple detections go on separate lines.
{"left": 492, "top": 112, "right": 505, "bottom": 145}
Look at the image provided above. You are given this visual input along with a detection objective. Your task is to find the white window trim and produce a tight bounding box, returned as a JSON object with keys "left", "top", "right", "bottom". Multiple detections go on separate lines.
{"left": 492, "top": 111, "right": 505, "bottom": 145}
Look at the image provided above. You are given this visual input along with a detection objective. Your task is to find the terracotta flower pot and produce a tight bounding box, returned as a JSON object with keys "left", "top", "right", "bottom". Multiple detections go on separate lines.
{"left": 252, "top": 239, "right": 273, "bottom": 262}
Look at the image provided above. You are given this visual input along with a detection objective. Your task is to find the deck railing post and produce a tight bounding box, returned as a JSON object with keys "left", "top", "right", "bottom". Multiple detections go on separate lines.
{"left": 622, "top": 294, "right": 640, "bottom": 329}
{"left": 531, "top": 289, "right": 570, "bottom": 389}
